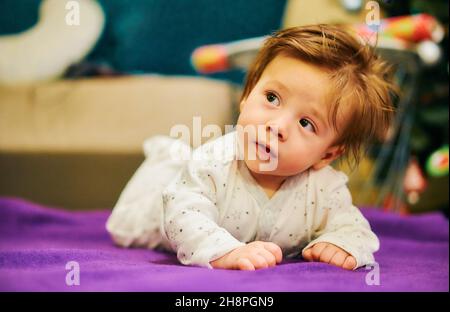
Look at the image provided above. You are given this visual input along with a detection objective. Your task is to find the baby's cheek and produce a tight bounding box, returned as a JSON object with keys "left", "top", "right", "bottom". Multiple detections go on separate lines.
{"left": 240, "top": 101, "right": 268, "bottom": 124}
{"left": 283, "top": 163, "right": 305, "bottom": 176}
{"left": 236, "top": 113, "right": 254, "bottom": 130}
{"left": 278, "top": 152, "right": 307, "bottom": 175}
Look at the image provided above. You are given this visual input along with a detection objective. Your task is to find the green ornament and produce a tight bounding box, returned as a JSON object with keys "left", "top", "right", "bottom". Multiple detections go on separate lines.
{"left": 426, "top": 145, "right": 449, "bottom": 177}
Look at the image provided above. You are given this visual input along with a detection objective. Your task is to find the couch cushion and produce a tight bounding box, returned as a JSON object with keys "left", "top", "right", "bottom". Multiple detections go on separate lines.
{"left": 0, "top": 75, "right": 238, "bottom": 209}
{"left": 0, "top": 75, "right": 237, "bottom": 153}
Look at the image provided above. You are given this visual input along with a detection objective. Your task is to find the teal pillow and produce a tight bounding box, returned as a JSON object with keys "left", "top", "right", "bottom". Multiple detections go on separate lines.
{"left": 0, "top": 0, "right": 41, "bottom": 34}
{"left": 89, "top": 0, "right": 286, "bottom": 83}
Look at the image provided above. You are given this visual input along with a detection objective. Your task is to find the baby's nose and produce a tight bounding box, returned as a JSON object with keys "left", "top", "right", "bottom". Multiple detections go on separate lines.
{"left": 266, "top": 124, "right": 287, "bottom": 141}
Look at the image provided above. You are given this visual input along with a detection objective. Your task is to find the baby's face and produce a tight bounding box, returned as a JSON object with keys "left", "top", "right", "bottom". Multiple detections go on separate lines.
{"left": 237, "top": 55, "right": 343, "bottom": 177}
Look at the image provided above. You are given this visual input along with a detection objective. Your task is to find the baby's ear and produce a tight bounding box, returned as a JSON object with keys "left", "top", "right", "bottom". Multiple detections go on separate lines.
{"left": 312, "top": 145, "right": 344, "bottom": 170}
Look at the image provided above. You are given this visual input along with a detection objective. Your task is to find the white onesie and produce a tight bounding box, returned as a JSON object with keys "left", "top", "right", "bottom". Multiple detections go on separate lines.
{"left": 106, "top": 131, "right": 379, "bottom": 270}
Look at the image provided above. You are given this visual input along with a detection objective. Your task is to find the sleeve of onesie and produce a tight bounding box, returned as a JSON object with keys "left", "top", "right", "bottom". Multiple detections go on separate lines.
{"left": 161, "top": 157, "right": 245, "bottom": 269}
{"left": 302, "top": 171, "right": 380, "bottom": 270}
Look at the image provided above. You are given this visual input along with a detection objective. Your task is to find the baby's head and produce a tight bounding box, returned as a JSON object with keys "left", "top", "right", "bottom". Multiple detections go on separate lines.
{"left": 237, "top": 24, "right": 397, "bottom": 177}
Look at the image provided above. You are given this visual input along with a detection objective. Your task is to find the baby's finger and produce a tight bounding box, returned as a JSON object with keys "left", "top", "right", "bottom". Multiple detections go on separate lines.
{"left": 319, "top": 244, "right": 339, "bottom": 264}
{"left": 311, "top": 242, "right": 328, "bottom": 260}
{"left": 247, "top": 253, "right": 269, "bottom": 269}
{"left": 237, "top": 258, "right": 255, "bottom": 271}
{"left": 329, "top": 250, "right": 348, "bottom": 267}
{"left": 302, "top": 248, "right": 313, "bottom": 261}
{"left": 257, "top": 248, "right": 277, "bottom": 267}
{"left": 342, "top": 256, "right": 357, "bottom": 270}
{"left": 263, "top": 242, "right": 283, "bottom": 263}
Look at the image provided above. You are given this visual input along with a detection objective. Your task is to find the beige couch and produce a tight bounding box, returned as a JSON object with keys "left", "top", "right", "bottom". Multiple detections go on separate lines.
{"left": 0, "top": 75, "right": 241, "bottom": 209}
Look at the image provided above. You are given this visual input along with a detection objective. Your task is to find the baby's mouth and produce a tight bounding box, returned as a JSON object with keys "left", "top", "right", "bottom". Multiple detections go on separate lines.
{"left": 254, "top": 141, "right": 277, "bottom": 159}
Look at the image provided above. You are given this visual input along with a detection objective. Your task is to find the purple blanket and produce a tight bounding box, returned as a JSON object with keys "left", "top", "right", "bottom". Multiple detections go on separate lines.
{"left": 0, "top": 197, "right": 448, "bottom": 292}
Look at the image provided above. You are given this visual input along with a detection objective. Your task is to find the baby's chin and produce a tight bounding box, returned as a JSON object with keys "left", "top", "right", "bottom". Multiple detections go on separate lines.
{"left": 244, "top": 157, "right": 307, "bottom": 177}
{"left": 244, "top": 157, "right": 271, "bottom": 173}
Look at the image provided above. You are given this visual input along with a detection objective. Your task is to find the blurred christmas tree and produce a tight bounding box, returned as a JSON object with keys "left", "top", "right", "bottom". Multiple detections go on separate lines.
{"left": 370, "top": 0, "right": 449, "bottom": 216}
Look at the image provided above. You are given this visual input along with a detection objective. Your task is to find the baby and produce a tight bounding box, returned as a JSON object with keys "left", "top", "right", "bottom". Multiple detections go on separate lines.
{"left": 106, "top": 24, "right": 396, "bottom": 271}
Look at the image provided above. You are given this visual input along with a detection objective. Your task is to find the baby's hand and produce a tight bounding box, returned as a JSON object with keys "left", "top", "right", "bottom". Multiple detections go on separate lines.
{"left": 302, "top": 242, "right": 356, "bottom": 270}
{"left": 210, "top": 241, "right": 283, "bottom": 270}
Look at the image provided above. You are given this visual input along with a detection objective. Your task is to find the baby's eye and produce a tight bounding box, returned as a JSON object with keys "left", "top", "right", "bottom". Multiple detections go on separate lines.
{"left": 266, "top": 92, "right": 280, "bottom": 106}
{"left": 299, "top": 118, "right": 315, "bottom": 133}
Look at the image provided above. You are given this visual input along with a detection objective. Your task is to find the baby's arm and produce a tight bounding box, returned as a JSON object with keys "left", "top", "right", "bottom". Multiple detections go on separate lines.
{"left": 164, "top": 159, "right": 283, "bottom": 270}
{"left": 162, "top": 157, "right": 248, "bottom": 268}
{"left": 106, "top": 136, "right": 190, "bottom": 249}
{"left": 302, "top": 172, "right": 380, "bottom": 270}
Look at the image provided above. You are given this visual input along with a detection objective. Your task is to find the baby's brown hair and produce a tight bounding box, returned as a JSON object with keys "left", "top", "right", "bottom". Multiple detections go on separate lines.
{"left": 241, "top": 24, "right": 397, "bottom": 167}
